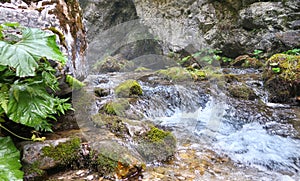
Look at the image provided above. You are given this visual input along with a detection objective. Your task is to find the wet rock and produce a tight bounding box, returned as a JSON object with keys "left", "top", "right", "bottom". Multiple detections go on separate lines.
{"left": 263, "top": 53, "right": 300, "bottom": 103}
{"left": 136, "top": 127, "right": 176, "bottom": 163}
{"left": 94, "top": 87, "right": 110, "bottom": 98}
{"left": 156, "top": 67, "right": 193, "bottom": 82}
{"left": 0, "top": 0, "right": 87, "bottom": 78}
{"left": 20, "top": 138, "right": 84, "bottom": 180}
{"left": 88, "top": 140, "right": 145, "bottom": 180}
{"left": 21, "top": 138, "right": 73, "bottom": 170}
{"left": 228, "top": 83, "right": 257, "bottom": 100}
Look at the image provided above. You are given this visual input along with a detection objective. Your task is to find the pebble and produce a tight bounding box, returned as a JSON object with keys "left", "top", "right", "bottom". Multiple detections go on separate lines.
{"left": 75, "top": 170, "right": 85, "bottom": 176}
{"left": 86, "top": 175, "right": 94, "bottom": 180}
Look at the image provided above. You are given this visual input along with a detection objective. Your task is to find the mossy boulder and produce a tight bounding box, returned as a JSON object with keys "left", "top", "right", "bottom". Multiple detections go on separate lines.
{"left": 41, "top": 137, "right": 81, "bottom": 168}
{"left": 115, "top": 79, "right": 143, "bottom": 98}
{"left": 156, "top": 67, "right": 192, "bottom": 82}
{"left": 136, "top": 127, "right": 176, "bottom": 162}
{"left": 99, "top": 99, "right": 130, "bottom": 117}
{"left": 230, "top": 55, "right": 264, "bottom": 68}
{"left": 93, "top": 55, "right": 134, "bottom": 73}
{"left": 228, "top": 84, "right": 257, "bottom": 100}
{"left": 89, "top": 141, "right": 145, "bottom": 179}
{"left": 263, "top": 53, "right": 300, "bottom": 103}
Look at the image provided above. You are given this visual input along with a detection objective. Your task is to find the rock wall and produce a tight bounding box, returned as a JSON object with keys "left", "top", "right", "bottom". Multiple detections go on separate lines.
{"left": 0, "top": 0, "right": 87, "bottom": 79}
{"left": 79, "top": 0, "right": 163, "bottom": 71}
{"left": 134, "top": 0, "right": 300, "bottom": 57}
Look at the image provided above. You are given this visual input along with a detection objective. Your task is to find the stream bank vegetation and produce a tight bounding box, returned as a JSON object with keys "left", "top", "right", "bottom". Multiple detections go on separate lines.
{"left": 0, "top": 22, "right": 76, "bottom": 180}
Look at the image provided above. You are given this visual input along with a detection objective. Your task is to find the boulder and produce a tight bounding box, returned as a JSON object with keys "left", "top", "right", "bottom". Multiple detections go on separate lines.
{"left": 263, "top": 53, "right": 300, "bottom": 103}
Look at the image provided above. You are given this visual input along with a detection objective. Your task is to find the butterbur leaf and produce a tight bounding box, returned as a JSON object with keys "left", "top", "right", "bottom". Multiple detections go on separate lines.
{"left": 0, "top": 28, "right": 66, "bottom": 77}
{"left": 7, "top": 83, "right": 57, "bottom": 131}
{"left": 0, "top": 136, "right": 24, "bottom": 181}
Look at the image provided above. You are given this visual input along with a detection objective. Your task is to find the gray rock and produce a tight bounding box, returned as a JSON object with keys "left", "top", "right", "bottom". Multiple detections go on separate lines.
{"left": 133, "top": 0, "right": 300, "bottom": 57}
{"left": 80, "top": 0, "right": 163, "bottom": 72}
{"left": 21, "top": 138, "right": 70, "bottom": 170}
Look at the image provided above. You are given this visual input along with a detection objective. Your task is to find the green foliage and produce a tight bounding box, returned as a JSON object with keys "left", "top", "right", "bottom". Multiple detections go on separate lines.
{"left": 0, "top": 136, "right": 24, "bottom": 181}
{"left": 272, "top": 67, "right": 281, "bottom": 73}
{"left": 253, "top": 49, "right": 263, "bottom": 59}
{"left": 0, "top": 23, "right": 72, "bottom": 132}
{"left": 282, "top": 48, "right": 300, "bottom": 55}
{"left": 179, "top": 49, "right": 231, "bottom": 66}
{"left": 0, "top": 23, "right": 66, "bottom": 77}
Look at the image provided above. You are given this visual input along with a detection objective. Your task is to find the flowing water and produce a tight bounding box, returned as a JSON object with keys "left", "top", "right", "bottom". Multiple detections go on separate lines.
{"left": 73, "top": 69, "right": 300, "bottom": 180}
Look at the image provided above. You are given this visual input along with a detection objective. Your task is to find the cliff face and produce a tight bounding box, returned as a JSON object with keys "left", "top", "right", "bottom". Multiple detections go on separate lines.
{"left": 134, "top": 0, "right": 300, "bottom": 57}
{"left": 0, "top": 0, "right": 87, "bottom": 79}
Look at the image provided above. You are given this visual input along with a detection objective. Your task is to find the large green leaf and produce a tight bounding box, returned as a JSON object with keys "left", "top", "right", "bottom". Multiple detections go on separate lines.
{"left": 7, "top": 82, "right": 56, "bottom": 131}
{"left": 0, "top": 136, "right": 23, "bottom": 181}
{"left": 0, "top": 28, "right": 67, "bottom": 77}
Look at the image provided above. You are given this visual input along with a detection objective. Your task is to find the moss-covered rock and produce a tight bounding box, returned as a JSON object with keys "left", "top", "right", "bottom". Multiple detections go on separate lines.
{"left": 42, "top": 137, "right": 81, "bottom": 167}
{"left": 93, "top": 55, "right": 134, "bottom": 73}
{"left": 99, "top": 99, "right": 130, "bottom": 117}
{"left": 89, "top": 141, "right": 145, "bottom": 179}
{"left": 115, "top": 79, "right": 143, "bottom": 98}
{"left": 136, "top": 127, "right": 176, "bottom": 162}
{"left": 263, "top": 53, "right": 300, "bottom": 103}
{"left": 228, "top": 84, "right": 257, "bottom": 100}
{"left": 156, "top": 67, "right": 192, "bottom": 82}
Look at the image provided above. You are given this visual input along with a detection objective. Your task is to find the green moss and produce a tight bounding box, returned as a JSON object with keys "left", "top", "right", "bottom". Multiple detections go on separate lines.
{"left": 23, "top": 161, "right": 46, "bottom": 179}
{"left": 66, "top": 75, "right": 85, "bottom": 90}
{"left": 188, "top": 69, "right": 207, "bottom": 81}
{"left": 100, "top": 99, "right": 130, "bottom": 117}
{"left": 145, "top": 127, "right": 172, "bottom": 143}
{"left": 134, "top": 67, "right": 151, "bottom": 72}
{"left": 90, "top": 150, "right": 118, "bottom": 175}
{"left": 115, "top": 80, "right": 143, "bottom": 98}
{"left": 156, "top": 67, "right": 192, "bottom": 82}
{"left": 42, "top": 138, "right": 81, "bottom": 166}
